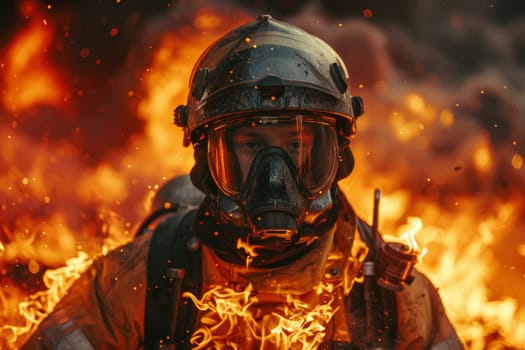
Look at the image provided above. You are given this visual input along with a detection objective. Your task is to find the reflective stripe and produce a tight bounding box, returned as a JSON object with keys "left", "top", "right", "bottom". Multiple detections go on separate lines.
{"left": 56, "top": 329, "right": 95, "bottom": 350}
{"left": 40, "top": 309, "right": 96, "bottom": 350}
{"left": 430, "top": 333, "right": 465, "bottom": 350}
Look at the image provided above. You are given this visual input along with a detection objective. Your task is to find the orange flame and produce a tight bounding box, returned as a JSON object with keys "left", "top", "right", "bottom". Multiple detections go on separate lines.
{"left": 236, "top": 238, "right": 266, "bottom": 267}
{"left": 184, "top": 283, "right": 338, "bottom": 350}
{"left": 2, "top": 22, "right": 65, "bottom": 113}
{"left": 0, "top": 252, "right": 93, "bottom": 346}
{"left": 1, "top": 6, "right": 524, "bottom": 350}
{"left": 395, "top": 216, "right": 428, "bottom": 260}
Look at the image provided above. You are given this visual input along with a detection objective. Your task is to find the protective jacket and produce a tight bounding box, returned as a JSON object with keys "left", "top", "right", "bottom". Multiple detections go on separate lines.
{"left": 21, "top": 187, "right": 464, "bottom": 350}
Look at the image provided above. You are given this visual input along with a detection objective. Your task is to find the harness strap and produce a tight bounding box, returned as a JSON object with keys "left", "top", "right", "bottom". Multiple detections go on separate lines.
{"left": 143, "top": 208, "right": 201, "bottom": 350}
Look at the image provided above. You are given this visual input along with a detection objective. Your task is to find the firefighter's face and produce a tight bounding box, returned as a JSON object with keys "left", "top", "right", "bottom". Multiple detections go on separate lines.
{"left": 207, "top": 115, "right": 340, "bottom": 199}
{"left": 231, "top": 123, "right": 315, "bottom": 183}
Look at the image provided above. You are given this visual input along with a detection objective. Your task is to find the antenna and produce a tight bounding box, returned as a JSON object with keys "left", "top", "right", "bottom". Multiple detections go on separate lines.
{"left": 371, "top": 188, "right": 380, "bottom": 256}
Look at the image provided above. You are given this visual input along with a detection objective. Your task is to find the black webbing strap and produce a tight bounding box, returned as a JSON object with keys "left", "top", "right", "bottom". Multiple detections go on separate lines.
{"left": 143, "top": 208, "right": 201, "bottom": 350}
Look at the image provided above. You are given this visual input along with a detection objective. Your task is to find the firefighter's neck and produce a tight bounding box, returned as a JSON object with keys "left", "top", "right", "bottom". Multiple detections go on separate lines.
{"left": 202, "top": 227, "right": 334, "bottom": 294}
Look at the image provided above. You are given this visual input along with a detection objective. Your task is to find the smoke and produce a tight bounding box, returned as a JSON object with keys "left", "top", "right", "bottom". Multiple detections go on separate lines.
{"left": 292, "top": 2, "right": 525, "bottom": 191}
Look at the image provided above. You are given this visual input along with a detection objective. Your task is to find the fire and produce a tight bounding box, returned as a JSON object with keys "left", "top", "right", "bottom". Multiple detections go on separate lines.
{"left": 388, "top": 92, "right": 437, "bottom": 143}
{"left": 1, "top": 4, "right": 524, "bottom": 350}
{"left": 185, "top": 283, "right": 337, "bottom": 350}
{"left": 236, "top": 238, "right": 264, "bottom": 267}
{"left": 393, "top": 216, "right": 428, "bottom": 260}
{"left": 1, "top": 252, "right": 93, "bottom": 346}
{"left": 1, "top": 7, "right": 250, "bottom": 348}
{"left": 341, "top": 82, "right": 525, "bottom": 348}
{"left": 135, "top": 9, "right": 248, "bottom": 175}
{"left": 1, "top": 22, "right": 65, "bottom": 112}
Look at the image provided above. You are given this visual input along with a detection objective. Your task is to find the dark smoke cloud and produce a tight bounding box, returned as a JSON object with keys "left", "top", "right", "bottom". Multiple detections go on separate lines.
{"left": 285, "top": 10, "right": 392, "bottom": 91}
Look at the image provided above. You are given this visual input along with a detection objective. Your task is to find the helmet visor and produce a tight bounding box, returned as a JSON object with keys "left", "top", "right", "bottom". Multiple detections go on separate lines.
{"left": 207, "top": 115, "right": 340, "bottom": 199}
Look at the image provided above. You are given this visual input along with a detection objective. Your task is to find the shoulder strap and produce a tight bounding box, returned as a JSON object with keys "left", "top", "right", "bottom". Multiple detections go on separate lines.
{"left": 143, "top": 207, "right": 201, "bottom": 350}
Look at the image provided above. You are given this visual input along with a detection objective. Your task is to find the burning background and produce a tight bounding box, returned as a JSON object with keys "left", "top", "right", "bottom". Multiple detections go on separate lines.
{"left": 0, "top": 0, "right": 524, "bottom": 349}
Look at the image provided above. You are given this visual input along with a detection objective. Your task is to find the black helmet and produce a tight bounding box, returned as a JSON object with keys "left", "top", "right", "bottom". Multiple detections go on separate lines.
{"left": 175, "top": 14, "right": 363, "bottom": 145}
{"left": 174, "top": 15, "right": 363, "bottom": 268}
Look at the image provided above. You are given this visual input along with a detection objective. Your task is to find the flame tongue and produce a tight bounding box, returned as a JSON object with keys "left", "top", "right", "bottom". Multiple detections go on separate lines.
{"left": 185, "top": 283, "right": 338, "bottom": 350}
{"left": 1, "top": 252, "right": 93, "bottom": 346}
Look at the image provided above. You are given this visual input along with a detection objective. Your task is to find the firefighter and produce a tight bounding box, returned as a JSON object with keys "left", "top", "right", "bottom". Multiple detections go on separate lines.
{"left": 22, "top": 15, "right": 464, "bottom": 349}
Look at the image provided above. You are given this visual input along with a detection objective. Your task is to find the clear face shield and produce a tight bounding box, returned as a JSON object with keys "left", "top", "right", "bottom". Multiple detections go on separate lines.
{"left": 207, "top": 115, "right": 340, "bottom": 241}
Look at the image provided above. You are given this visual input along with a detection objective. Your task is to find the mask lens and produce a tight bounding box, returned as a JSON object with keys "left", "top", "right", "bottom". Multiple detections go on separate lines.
{"left": 208, "top": 115, "right": 339, "bottom": 198}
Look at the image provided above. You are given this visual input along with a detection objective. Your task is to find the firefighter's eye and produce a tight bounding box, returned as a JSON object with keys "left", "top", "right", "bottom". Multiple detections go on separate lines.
{"left": 237, "top": 139, "right": 265, "bottom": 154}
{"left": 288, "top": 140, "right": 304, "bottom": 152}
{"left": 288, "top": 134, "right": 313, "bottom": 153}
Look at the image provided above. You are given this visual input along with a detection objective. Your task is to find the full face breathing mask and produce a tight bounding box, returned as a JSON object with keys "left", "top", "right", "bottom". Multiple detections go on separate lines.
{"left": 198, "top": 115, "right": 340, "bottom": 266}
